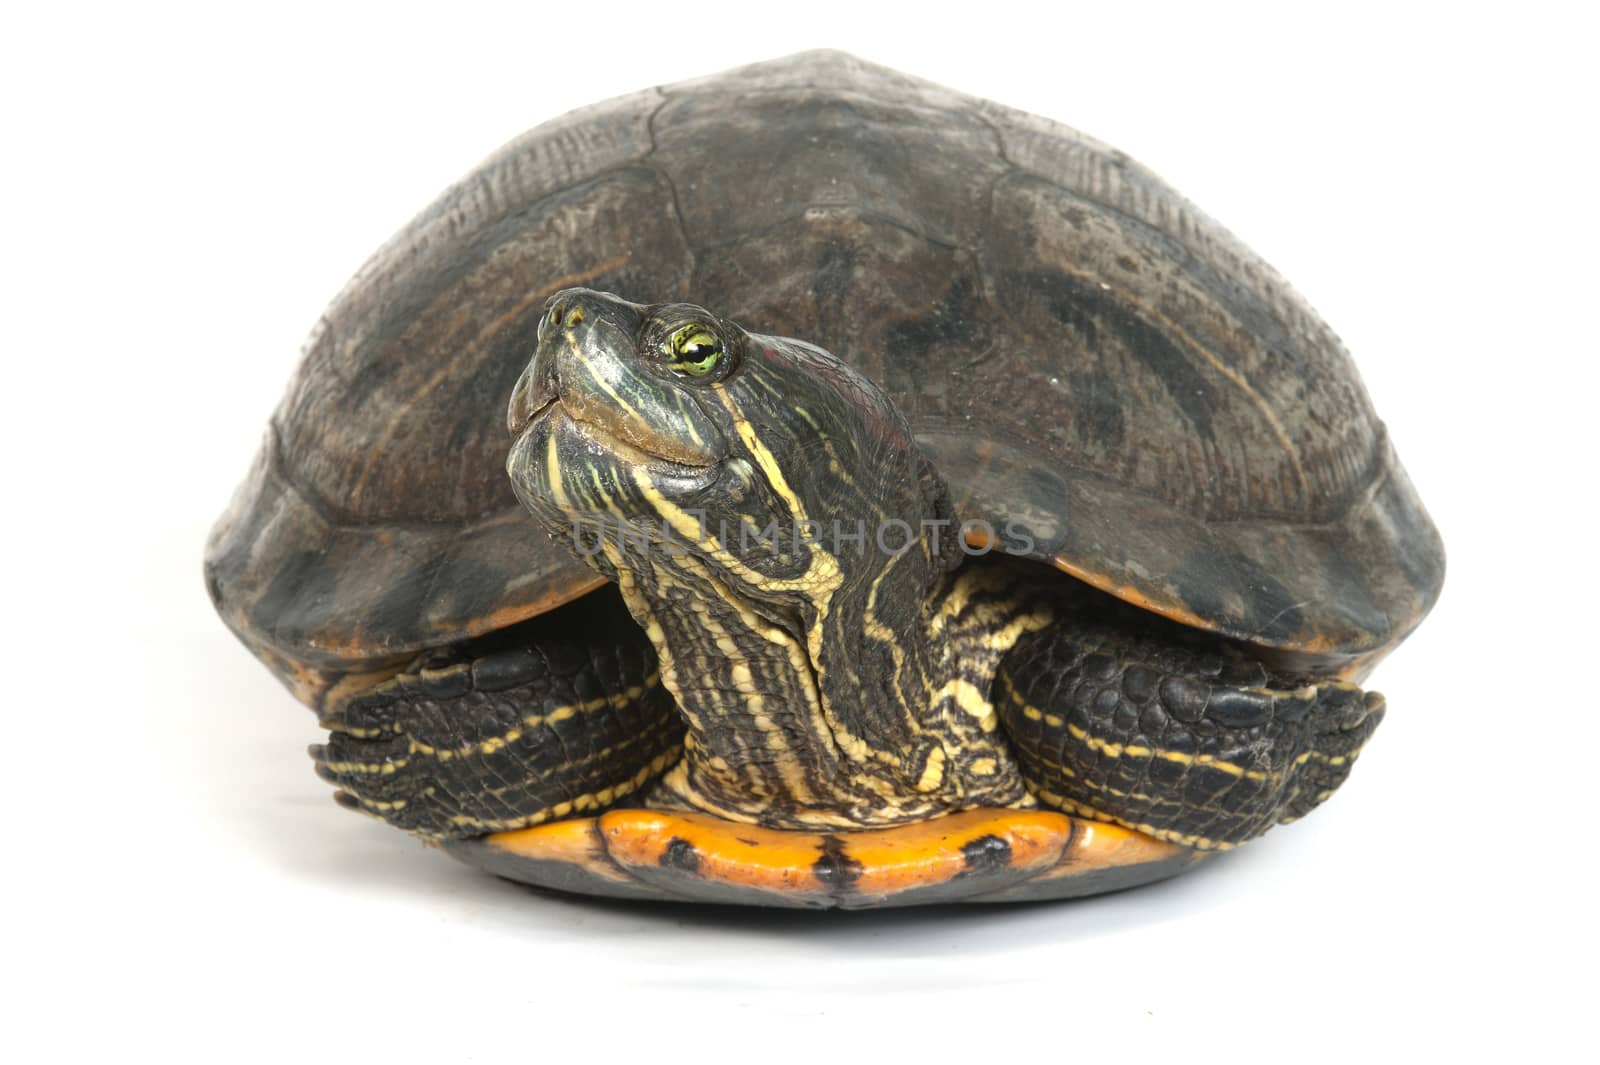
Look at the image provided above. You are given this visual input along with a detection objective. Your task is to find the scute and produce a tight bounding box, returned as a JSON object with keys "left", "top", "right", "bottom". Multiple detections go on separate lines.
{"left": 208, "top": 49, "right": 1442, "bottom": 692}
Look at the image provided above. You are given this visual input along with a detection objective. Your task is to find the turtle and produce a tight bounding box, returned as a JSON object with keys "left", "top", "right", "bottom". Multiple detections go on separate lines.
{"left": 206, "top": 51, "right": 1443, "bottom": 909}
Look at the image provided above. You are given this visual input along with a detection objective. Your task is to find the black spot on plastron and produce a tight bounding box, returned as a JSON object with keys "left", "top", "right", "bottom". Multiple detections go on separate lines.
{"left": 813, "top": 835, "right": 864, "bottom": 893}
{"left": 959, "top": 834, "right": 1012, "bottom": 876}
{"left": 659, "top": 837, "right": 701, "bottom": 874}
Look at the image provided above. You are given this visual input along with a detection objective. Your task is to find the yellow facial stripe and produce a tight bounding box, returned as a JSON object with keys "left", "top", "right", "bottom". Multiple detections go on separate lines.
{"left": 625, "top": 466, "right": 838, "bottom": 595}
{"left": 788, "top": 403, "right": 859, "bottom": 490}
{"left": 564, "top": 326, "right": 647, "bottom": 425}
{"left": 716, "top": 392, "right": 812, "bottom": 527}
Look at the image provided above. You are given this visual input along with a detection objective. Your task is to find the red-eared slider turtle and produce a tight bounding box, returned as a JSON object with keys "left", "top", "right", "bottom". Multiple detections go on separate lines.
{"left": 206, "top": 51, "right": 1442, "bottom": 908}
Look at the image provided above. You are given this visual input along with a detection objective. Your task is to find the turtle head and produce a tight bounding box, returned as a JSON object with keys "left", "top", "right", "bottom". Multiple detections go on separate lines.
{"left": 507, "top": 288, "right": 967, "bottom": 824}
{"left": 507, "top": 288, "right": 952, "bottom": 594}
{"left": 506, "top": 287, "right": 730, "bottom": 491}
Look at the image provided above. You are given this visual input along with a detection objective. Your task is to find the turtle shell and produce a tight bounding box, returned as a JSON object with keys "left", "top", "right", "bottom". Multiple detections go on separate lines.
{"left": 206, "top": 50, "right": 1442, "bottom": 702}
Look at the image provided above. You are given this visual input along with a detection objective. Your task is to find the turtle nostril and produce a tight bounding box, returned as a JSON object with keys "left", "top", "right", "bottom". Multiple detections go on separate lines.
{"left": 540, "top": 303, "right": 566, "bottom": 339}
{"left": 540, "top": 298, "right": 590, "bottom": 339}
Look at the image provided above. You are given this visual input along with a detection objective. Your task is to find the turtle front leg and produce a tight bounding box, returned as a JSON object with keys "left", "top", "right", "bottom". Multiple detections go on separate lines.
{"left": 993, "top": 595, "right": 1384, "bottom": 851}
{"left": 310, "top": 591, "right": 684, "bottom": 838}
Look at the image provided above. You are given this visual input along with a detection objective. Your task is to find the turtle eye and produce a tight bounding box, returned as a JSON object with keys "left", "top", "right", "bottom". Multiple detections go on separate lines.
{"left": 664, "top": 323, "right": 724, "bottom": 378}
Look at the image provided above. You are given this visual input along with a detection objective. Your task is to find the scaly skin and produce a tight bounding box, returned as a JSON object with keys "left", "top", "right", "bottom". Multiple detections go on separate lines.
{"left": 311, "top": 589, "right": 682, "bottom": 838}
{"left": 991, "top": 569, "right": 1384, "bottom": 849}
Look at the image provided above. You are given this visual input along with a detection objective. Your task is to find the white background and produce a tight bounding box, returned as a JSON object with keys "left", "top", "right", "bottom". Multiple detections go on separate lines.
{"left": 6, "top": 2, "right": 1595, "bottom": 1061}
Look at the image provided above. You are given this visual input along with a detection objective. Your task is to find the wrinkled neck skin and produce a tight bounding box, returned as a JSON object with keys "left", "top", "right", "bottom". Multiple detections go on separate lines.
{"left": 507, "top": 294, "right": 1035, "bottom": 828}
{"left": 583, "top": 474, "right": 1037, "bottom": 830}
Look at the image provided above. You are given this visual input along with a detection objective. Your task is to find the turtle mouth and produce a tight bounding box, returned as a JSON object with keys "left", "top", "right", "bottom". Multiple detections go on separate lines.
{"left": 538, "top": 397, "right": 721, "bottom": 472}
{"left": 509, "top": 350, "right": 722, "bottom": 471}
{"left": 521, "top": 393, "right": 558, "bottom": 428}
